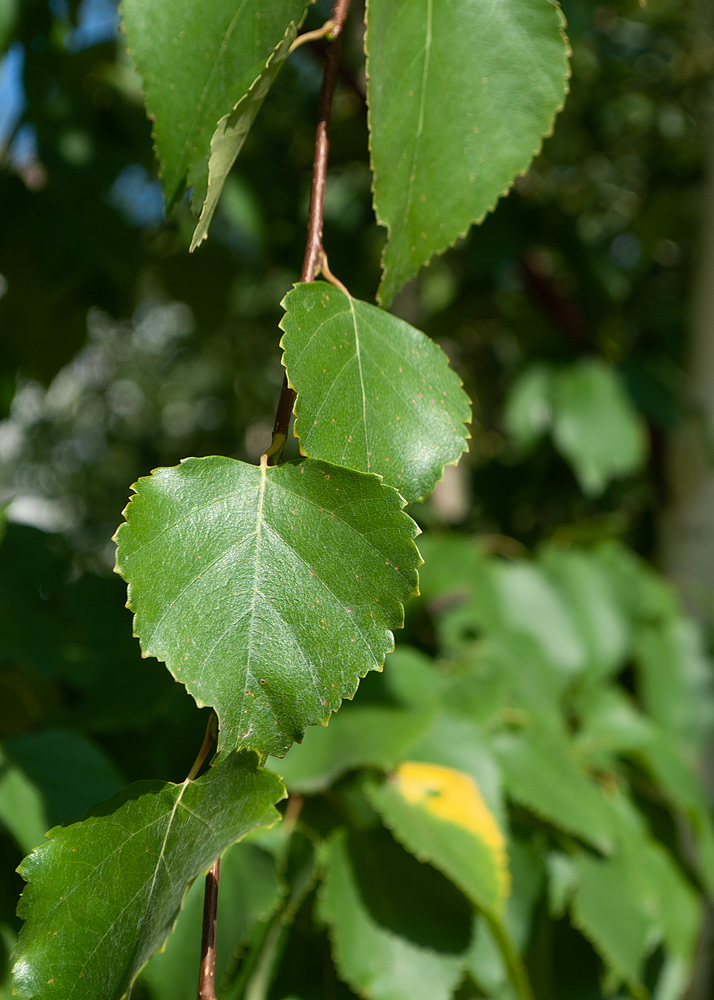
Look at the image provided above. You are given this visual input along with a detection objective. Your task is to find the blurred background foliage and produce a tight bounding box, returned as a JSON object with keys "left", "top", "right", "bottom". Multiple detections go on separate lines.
{"left": 2, "top": 0, "right": 714, "bottom": 997}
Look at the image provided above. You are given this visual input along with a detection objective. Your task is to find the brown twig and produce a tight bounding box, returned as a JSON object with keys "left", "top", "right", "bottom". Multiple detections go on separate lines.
{"left": 268, "top": 0, "right": 352, "bottom": 464}
{"left": 197, "top": 858, "right": 221, "bottom": 1000}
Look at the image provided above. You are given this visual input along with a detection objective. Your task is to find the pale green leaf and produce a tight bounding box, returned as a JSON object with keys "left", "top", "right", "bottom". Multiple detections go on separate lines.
{"left": 320, "top": 828, "right": 470, "bottom": 1000}
{"left": 503, "top": 365, "right": 554, "bottom": 449}
{"left": 635, "top": 617, "right": 714, "bottom": 751}
{"left": 268, "top": 705, "right": 431, "bottom": 793}
{"left": 280, "top": 282, "right": 471, "bottom": 502}
{"left": 539, "top": 545, "right": 629, "bottom": 681}
{"left": 383, "top": 646, "right": 445, "bottom": 709}
{"left": 190, "top": 24, "right": 296, "bottom": 251}
{"left": 551, "top": 359, "right": 647, "bottom": 495}
{"left": 12, "top": 751, "right": 284, "bottom": 1000}
{"left": 369, "top": 762, "right": 509, "bottom": 917}
{"left": 492, "top": 561, "right": 585, "bottom": 680}
{"left": 139, "top": 840, "right": 283, "bottom": 1000}
{"left": 571, "top": 850, "right": 650, "bottom": 992}
{"left": 120, "top": 0, "right": 310, "bottom": 213}
{"left": 366, "top": 0, "right": 570, "bottom": 306}
{"left": 492, "top": 725, "right": 615, "bottom": 851}
{"left": 114, "top": 457, "right": 420, "bottom": 756}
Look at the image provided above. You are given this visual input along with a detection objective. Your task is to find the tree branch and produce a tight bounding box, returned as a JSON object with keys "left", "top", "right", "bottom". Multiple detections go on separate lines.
{"left": 268, "top": 0, "right": 352, "bottom": 463}
{"left": 197, "top": 858, "right": 221, "bottom": 1000}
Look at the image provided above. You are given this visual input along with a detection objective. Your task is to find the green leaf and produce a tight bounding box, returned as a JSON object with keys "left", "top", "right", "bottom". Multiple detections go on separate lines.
{"left": 280, "top": 282, "right": 471, "bottom": 503}
{"left": 320, "top": 828, "right": 471, "bottom": 1000}
{"left": 570, "top": 850, "right": 650, "bottom": 992}
{"left": 492, "top": 724, "right": 614, "bottom": 851}
{"left": 635, "top": 617, "right": 714, "bottom": 751}
{"left": 139, "top": 840, "right": 283, "bottom": 1000}
{"left": 12, "top": 751, "right": 284, "bottom": 1000}
{"left": 366, "top": 0, "right": 570, "bottom": 306}
{"left": 503, "top": 365, "right": 554, "bottom": 449}
{"left": 268, "top": 705, "right": 431, "bottom": 794}
{"left": 114, "top": 457, "right": 420, "bottom": 756}
{"left": 369, "top": 762, "right": 509, "bottom": 917}
{"left": 492, "top": 561, "right": 585, "bottom": 681}
{"left": 190, "top": 24, "right": 296, "bottom": 251}
{"left": 0, "top": 0, "right": 18, "bottom": 53}
{"left": 0, "top": 729, "right": 123, "bottom": 854}
{"left": 551, "top": 359, "right": 647, "bottom": 496}
{"left": 120, "top": 0, "right": 310, "bottom": 213}
{"left": 539, "top": 546, "right": 629, "bottom": 682}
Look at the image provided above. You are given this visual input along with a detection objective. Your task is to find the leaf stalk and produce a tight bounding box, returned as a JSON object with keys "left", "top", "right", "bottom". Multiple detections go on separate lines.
{"left": 269, "top": 0, "right": 352, "bottom": 463}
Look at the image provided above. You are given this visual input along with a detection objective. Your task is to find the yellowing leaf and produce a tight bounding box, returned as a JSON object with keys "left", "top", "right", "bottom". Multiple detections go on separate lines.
{"left": 394, "top": 762, "right": 509, "bottom": 899}
{"left": 370, "top": 762, "right": 509, "bottom": 915}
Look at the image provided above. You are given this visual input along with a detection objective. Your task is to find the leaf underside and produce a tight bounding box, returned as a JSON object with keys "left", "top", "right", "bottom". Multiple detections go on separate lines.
{"left": 12, "top": 751, "right": 284, "bottom": 1000}
{"left": 114, "top": 457, "right": 421, "bottom": 756}
{"left": 120, "top": 0, "right": 310, "bottom": 213}
{"left": 280, "top": 282, "right": 471, "bottom": 503}
{"left": 366, "top": 0, "right": 570, "bottom": 306}
{"left": 190, "top": 23, "right": 297, "bottom": 251}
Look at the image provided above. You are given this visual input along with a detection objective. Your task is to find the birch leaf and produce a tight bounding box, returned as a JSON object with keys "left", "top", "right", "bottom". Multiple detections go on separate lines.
{"left": 366, "top": 0, "right": 570, "bottom": 306}
{"left": 12, "top": 751, "right": 284, "bottom": 1000}
{"left": 114, "top": 457, "right": 420, "bottom": 756}
{"left": 280, "top": 282, "right": 471, "bottom": 503}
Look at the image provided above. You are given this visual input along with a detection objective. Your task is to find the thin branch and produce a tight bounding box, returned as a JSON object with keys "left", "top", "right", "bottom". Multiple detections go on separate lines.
{"left": 197, "top": 858, "right": 221, "bottom": 1000}
{"left": 268, "top": 0, "right": 353, "bottom": 463}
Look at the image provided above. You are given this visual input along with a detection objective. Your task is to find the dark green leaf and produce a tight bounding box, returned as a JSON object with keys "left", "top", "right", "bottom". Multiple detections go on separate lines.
{"left": 280, "top": 282, "right": 471, "bottom": 503}
{"left": 320, "top": 828, "right": 471, "bottom": 1000}
{"left": 0, "top": 729, "right": 122, "bottom": 854}
{"left": 13, "top": 751, "right": 284, "bottom": 1000}
{"left": 268, "top": 705, "right": 431, "bottom": 794}
{"left": 114, "top": 457, "right": 420, "bottom": 755}
{"left": 366, "top": 0, "right": 570, "bottom": 305}
{"left": 120, "top": 0, "right": 310, "bottom": 212}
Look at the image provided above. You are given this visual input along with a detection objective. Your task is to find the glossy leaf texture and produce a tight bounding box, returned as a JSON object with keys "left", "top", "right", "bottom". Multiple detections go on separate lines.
{"left": 120, "top": 0, "right": 310, "bottom": 214}
{"left": 12, "top": 751, "right": 284, "bottom": 1000}
{"left": 280, "top": 282, "right": 471, "bottom": 502}
{"left": 320, "top": 828, "right": 472, "bottom": 1000}
{"left": 366, "top": 0, "right": 570, "bottom": 306}
{"left": 114, "top": 457, "right": 420, "bottom": 755}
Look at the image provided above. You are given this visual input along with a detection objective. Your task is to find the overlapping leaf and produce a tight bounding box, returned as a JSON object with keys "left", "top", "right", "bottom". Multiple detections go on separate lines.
{"left": 12, "top": 751, "right": 283, "bottom": 1000}
{"left": 139, "top": 840, "right": 283, "bottom": 1000}
{"left": 366, "top": 0, "right": 570, "bottom": 306}
{"left": 114, "top": 457, "right": 420, "bottom": 755}
{"left": 120, "top": 0, "right": 309, "bottom": 214}
{"left": 320, "top": 828, "right": 471, "bottom": 1000}
{"left": 370, "top": 762, "right": 509, "bottom": 917}
{"left": 270, "top": 705, "right": 431, "bottom": 793}
{"left": 280, "top": 282, "right": 471, "bottom": 503}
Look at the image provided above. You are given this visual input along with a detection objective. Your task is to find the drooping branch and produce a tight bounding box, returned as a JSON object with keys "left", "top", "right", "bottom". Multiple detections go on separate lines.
{"left": 268, "top": 0, "right": 353, "bottom": 462}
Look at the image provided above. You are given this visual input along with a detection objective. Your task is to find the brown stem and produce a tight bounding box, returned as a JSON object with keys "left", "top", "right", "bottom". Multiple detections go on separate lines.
{"left": 197, "top": 858, "right": 221, "bottom": 1000}
{"left": 268, "top": 0, "right": 352, "bottom": 463}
